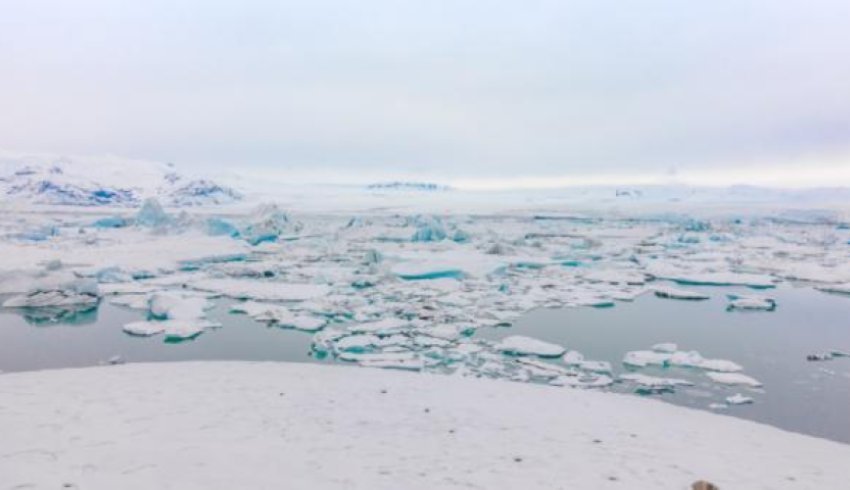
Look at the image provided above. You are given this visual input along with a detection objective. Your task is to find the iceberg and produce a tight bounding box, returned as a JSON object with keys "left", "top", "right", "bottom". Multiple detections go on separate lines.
{"left": 205, "top": 217, "right": 241, "bottom": 238}
{"left": 135, "top": 198, "right": 171, "bottom": 228}
{"left": 240, "top": 204, "right": 302, "bottom": 245}
{"left": 410, "top": 216, "right": 448, "bottom": 242}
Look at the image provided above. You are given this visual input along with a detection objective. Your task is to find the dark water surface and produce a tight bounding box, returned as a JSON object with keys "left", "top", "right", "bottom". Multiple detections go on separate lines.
{"left": 1, "top": 285, "right": 849, "bottom": 443}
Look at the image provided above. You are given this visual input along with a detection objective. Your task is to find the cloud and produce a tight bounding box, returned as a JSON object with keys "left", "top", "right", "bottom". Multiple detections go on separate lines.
{"left": 1, "top": 0, "right": 849, "bottom": 186}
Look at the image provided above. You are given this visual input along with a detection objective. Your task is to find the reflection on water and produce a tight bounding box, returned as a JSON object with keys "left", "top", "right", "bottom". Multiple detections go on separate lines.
{"left": 12, "top": 303, "right": 100, "bottom": 326}
{"left": 1, "top": 285, "right": 849, "bottom": 443}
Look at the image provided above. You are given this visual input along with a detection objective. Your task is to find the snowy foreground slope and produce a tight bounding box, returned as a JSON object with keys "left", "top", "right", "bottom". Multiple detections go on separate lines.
{"left": 1, "top": 361, "right": 849, "bottom": 490}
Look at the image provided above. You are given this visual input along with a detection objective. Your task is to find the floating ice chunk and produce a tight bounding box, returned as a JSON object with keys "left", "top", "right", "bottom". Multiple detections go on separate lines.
{"left": 190, "top": 278, "right": 330, "bottom": 302}
{"left": 708, "top": 403, "right": 729, "bottom": 410}
{"left": 206, "top": 217, "right": 240, "bottom": 237}
{"left": 311, "top": 328, "right": 348, "bottom": 353}
{"left": 427, "top": 324, "right": 471, "bottom": 340}
{"left": 668, "top": 350, "right": 705, "bottom": 368}
{"left": 622, "top": 350, "right": 671, "bottom": 368}
{"left": 3, "top": 278, "right": 99, "bottom": 308}
{"left": 162, "top": 321, "right": 207, "bottom": 340}
{"left": 273, "top": 313, "right": 325, "bottom": 332}
{"left": 727, "top": 294, "right": 776, "bottom": 311}
{"left": 93, "top": 216, "right": 129, "bottom": 228}
{"left": 230, "top": 301, "right": 326, "bottom": 331}
{"left": 582, "top": 270, "right": 647, "bottom": 285}
{"left": 109, "top": 294, "right": 150, "bottom": 310}
{"left": 653, "top": 286, "right": 709, "bottom": 300}
{"left": 122, "top": 319, "right": 213, "bottom": 340}
{"left": 135, "top": 198, "right": 170, "bottom": 228}
{"left": 349, "top": 318, "right": 410, "bottom": 334}
{"left": 726, "top": 393, "right": 754, "bottom": 405}
{"left": 107, "top": 355, "right": 125, "bottom": 365}
{"left": 562, "top": 350, "right": 584, "bottom": 365}
{"left": 496, "top": 335, "right": 566, "bottom": 358}
{"left": 412, "top": 336, "right": 451, "bottom": 348}
{"left": 646, "top": 267, "right": 775, "bottom": 288}
{"left": 698, "top": 358, "right": 744, "bottom": 372}
{"left": 579, "top": 374, "right": 614, "bottom": 388}
{"left": 706, "top": 372, "right": 762, "bottom": 387}
{"left": 335, "top": 334, "right": 382, "bottom": 353}
{"left": 578, "top": 360, "right": 613, "bottom": 373}
{"left": 241, "top": 204, "right": 301, "bottom": 245}
{"left": 620, "top": 373, "right": 693, "bottom": 393}
{"left": 149, "top": 293, "right": 208, "bottom": 320}
{"left": 651, "top": 343, "right": 678, "bottom": 353}
{"left": 515, "top": 358, "right": 575, "bottom": 378}
{"left": 337, "top": 352, "right": 423, "bottom": 371}
{"left": 410, "top": 216, "right": 447, "bottom": 242}
{"left": 123, "top": 321, "right": 165, "bottom": 336}
{"left": 395, "top": 267, "right": 464, "bottom": 281}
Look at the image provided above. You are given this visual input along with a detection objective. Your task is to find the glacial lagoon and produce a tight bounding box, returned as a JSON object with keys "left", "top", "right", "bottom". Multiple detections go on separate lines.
{"left": 2, "top": 283, "right": 849, "bottom": 443}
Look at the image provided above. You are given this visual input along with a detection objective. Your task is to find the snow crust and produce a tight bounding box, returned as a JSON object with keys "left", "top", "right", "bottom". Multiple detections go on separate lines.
{"left": 1, "top": 362, "right": 848, "bottom": 490}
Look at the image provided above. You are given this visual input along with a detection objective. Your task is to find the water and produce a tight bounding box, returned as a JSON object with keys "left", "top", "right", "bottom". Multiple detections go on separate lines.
{"left": 1, "top": 286, "right": 849, "bottom": 443}
{"left": 0, "top": 300, "right": 319, "bottom": 372}
{"left": 478, "top": 284, "right": 850, "bottom": 443}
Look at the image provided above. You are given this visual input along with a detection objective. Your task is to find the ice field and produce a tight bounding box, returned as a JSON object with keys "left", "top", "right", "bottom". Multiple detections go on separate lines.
{"left": 2, "top": 157, "right": 850, "bottom": 488}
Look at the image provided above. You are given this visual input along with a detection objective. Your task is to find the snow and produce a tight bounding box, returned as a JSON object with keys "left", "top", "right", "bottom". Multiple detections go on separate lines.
{"left": 4, "top": 362, "right": 845, "bottom": 489}
{"left": 496, "top": 335, "right": 566, "bottom": 358}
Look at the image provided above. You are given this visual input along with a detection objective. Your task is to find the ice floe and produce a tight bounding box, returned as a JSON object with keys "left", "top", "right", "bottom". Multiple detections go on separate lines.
{"left": 726, "top": 294, "right": 776, "bottom": 311}
{"left": 705, "top": 372, "right": 763, "bottom": 388}
{"left": 652, "top": 286, "right": 710, "bottom": 300}
{"left": 495, "top": 336, "right": 566, "bottom": 358}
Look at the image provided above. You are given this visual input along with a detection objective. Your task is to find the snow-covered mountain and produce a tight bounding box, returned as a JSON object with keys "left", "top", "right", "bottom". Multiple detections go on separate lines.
{"left": 366, "top": 181, "right": 452, "bottom": 192}
{"left": 0, "top": 152, "right": 242, "bottom": 207}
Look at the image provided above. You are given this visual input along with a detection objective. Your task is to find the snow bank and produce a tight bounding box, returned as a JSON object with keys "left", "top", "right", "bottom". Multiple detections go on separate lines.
{"left": 0, "top": 362, "right": 848, "bottom": 490}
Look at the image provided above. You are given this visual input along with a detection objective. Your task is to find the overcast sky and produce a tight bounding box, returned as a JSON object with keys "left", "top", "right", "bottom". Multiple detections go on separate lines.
{"left": 1, "top": 0, "right": 849, "bottom": 187}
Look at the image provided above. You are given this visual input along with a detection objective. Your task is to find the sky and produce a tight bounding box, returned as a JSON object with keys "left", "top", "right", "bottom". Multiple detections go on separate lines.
{"left": 1, "top": 0, "right": 849, "bottom": 188}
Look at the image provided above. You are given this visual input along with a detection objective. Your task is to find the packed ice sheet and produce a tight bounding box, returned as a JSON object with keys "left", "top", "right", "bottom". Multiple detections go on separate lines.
{"left": 2, "top": 197, "right": 850, "bottom": 394}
